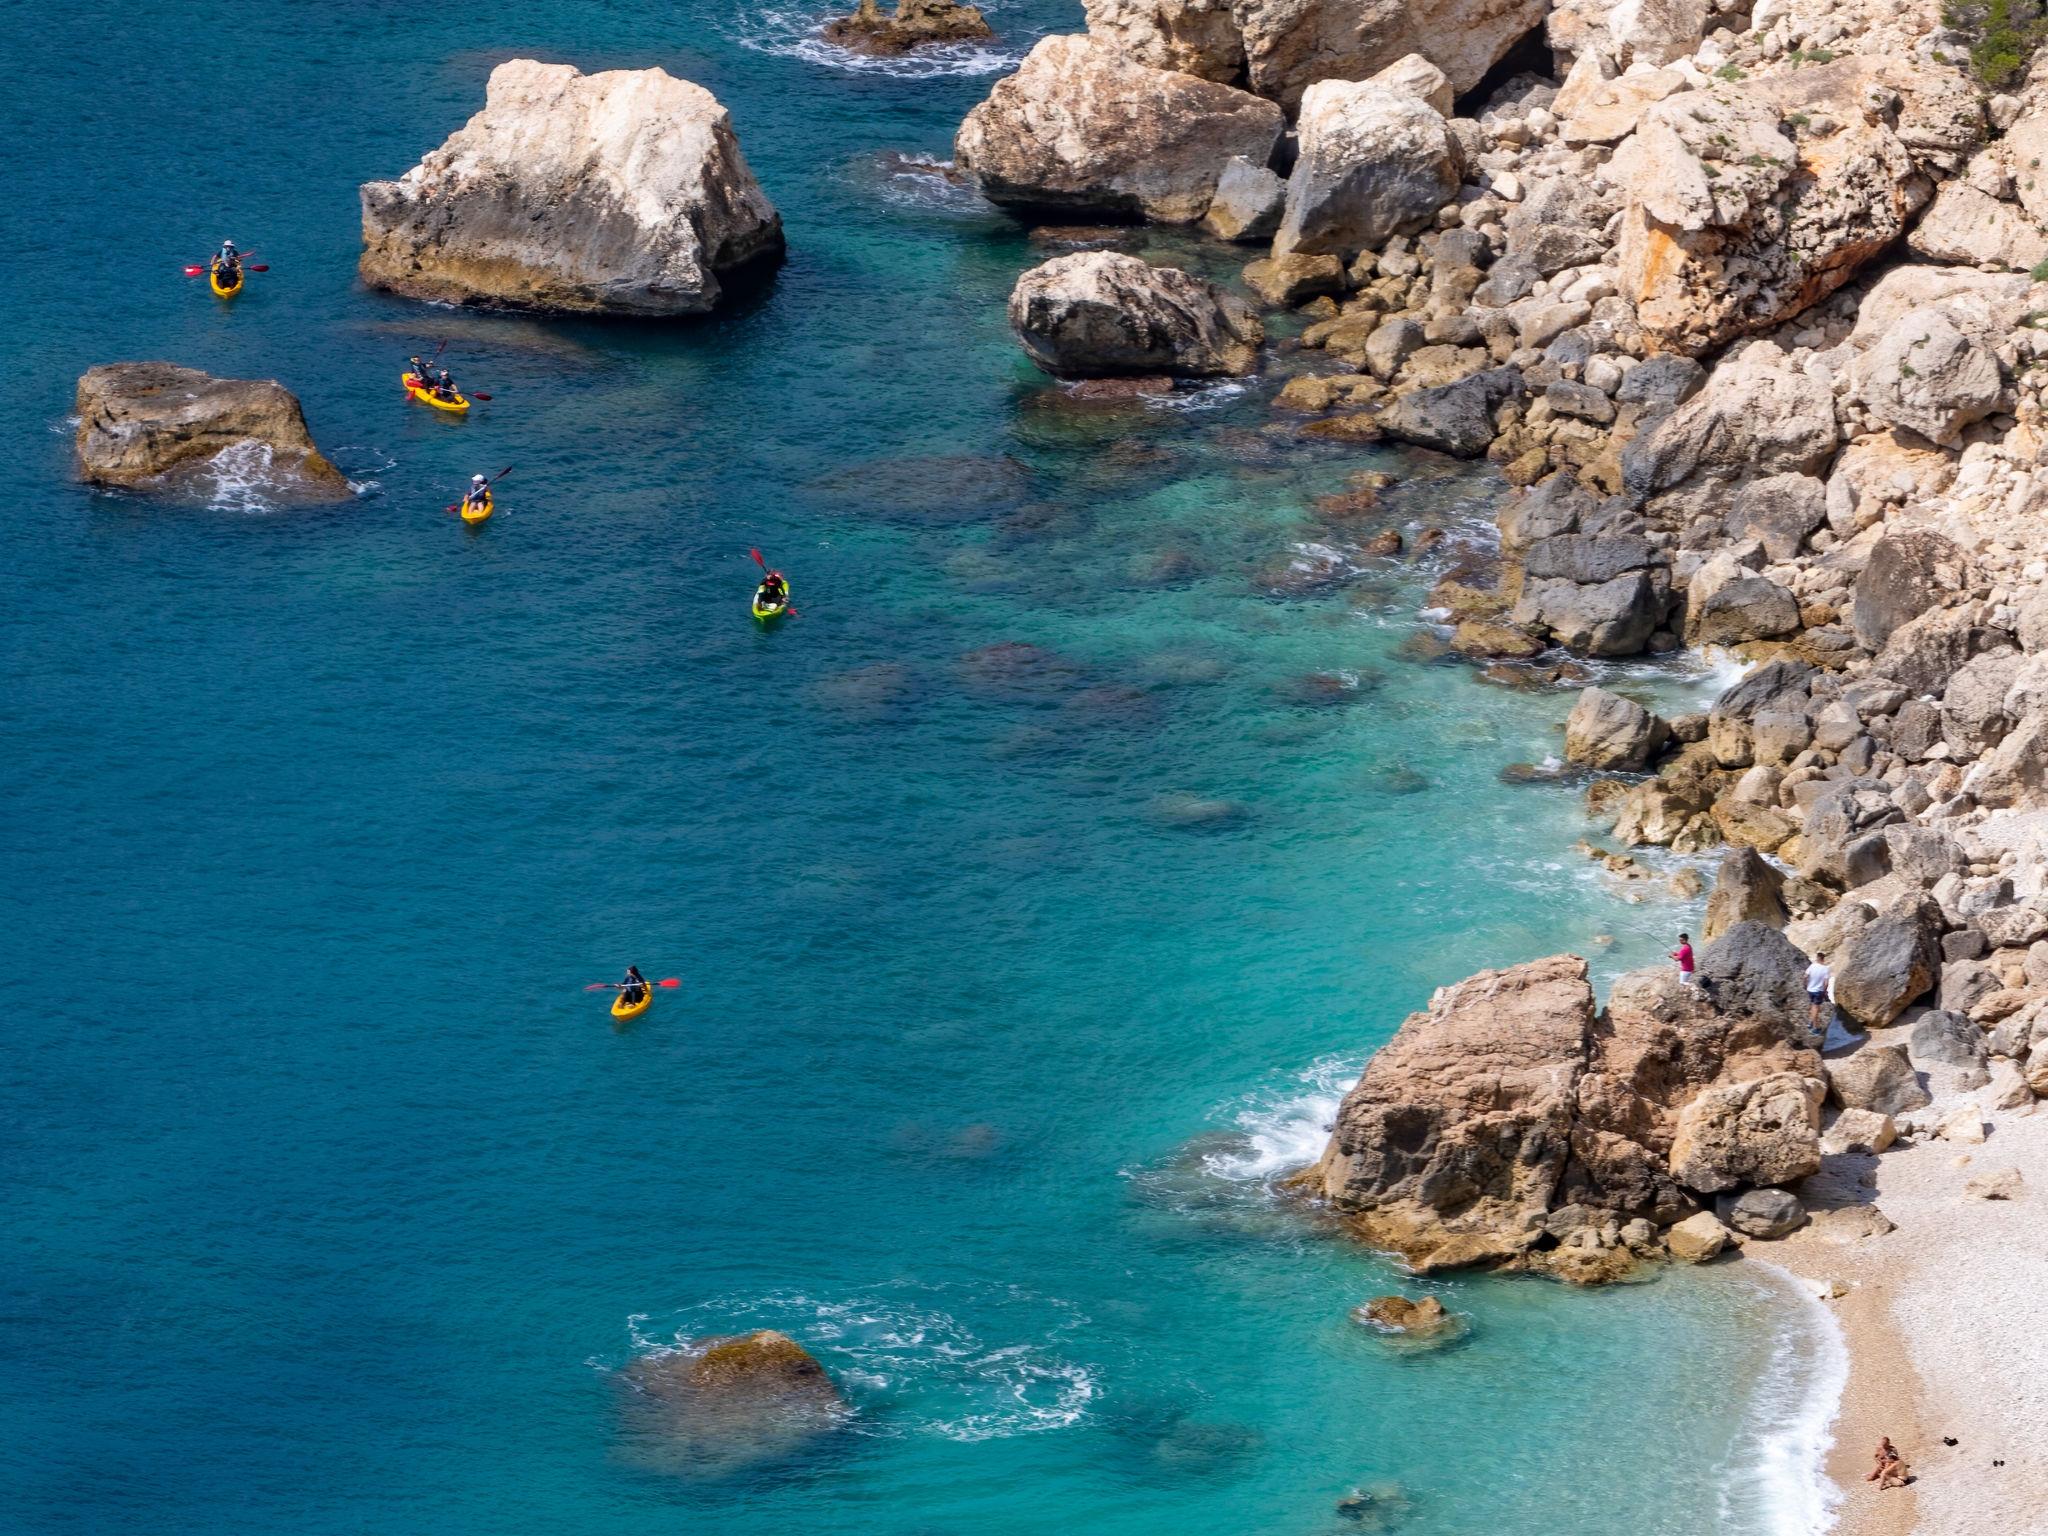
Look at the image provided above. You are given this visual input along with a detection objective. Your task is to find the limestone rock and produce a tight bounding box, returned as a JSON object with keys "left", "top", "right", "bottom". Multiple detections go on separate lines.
{"left": 1273, "top": 80, "right": 1461, "bottom": 259}
{"left": 1906, "top": 180, "right": 2048, "bottom": 271}
{"left": 823, "top": 0, "right": 993, "bottom": 54}
{"left": 621, "top": 1330, "right": 846, "bottom": 1472}
{"left": 1664, "top": 1209, "right": 1733, "bottom": 1262}
{"left": 1353, "top": 1294, "right": 1462, "bottom": 1338}
{"left": 1684, "top": 559, "right": 1799, "bottom": 647}
{"left": 1081, "top": 0, "right": 1244, "bottom": 80}
{"left": 1608, "top": 0, "right": 1706, "bottom": 63}
{"left": 1558, "top": 60, "right": 1688, "bottom": 146}
{"left": 956, "top": 36, "right": 1283, "bottom": 224}
{"left": 1233, "top": 0, "right": 1551, "bottom": 109}
{"left": 1611, "top": 79, "right": 1919, "bottom": 356}
{"left": 74, "top": 363, "right": 348, "bottom": 500}
{"left": 1009, "top": 251, "right": 1262, "bottom": 378}
{"left": 1315, "top": 955, "right": 1594, "bottom": 1262}
{"left": 1201, "top": 155, "right": 1287, "bottom": 241}
{"left": 1907, "top": 1008, "right": 1986, "bottom": 1069}
{"left": 359, "top": 61, "right": 784, "bottom": 315}
{"left": 1705, "top": 848, "right": 1788, "bottom": 940}
{"left": 1849, "top": 308, "right": 2005, "bottom": 448}
{"left": 1964, "top": 1166, "right": 2023, "bottom": 1200}
{"left": 1696, "top": 921, "right": 1811, "bottom": 1027}
{"left": 1715, "top": 1185, "right": 1806, "bottom": 1239}
{"left": 1668, "top": 1072, "right": 1823, "bottom": 1195}
{"left": 1825, "top": 1043, "right": 1931, "bottom": 1115}
{"left": 1850, "top": 529, "right": 1974, "bottom": 653}
{"left": 1621, "top": 346, "right": 1836, "bottom": 503}
{"left": 1819, "top": 1107, "right": 1896, "bottom": 1155}
{"left": 1830, "top": 900, "right": 1940, "bottom": 1028}
{"left": 1564, "top": 687, "right": 1668, "bottom": 771}
{"left": 1376, "top": 367, "right": 1523, "bottom": 459}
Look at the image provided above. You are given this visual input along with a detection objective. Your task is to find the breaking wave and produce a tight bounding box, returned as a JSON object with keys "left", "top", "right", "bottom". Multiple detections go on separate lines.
{"left": 729, "top": 6, "right": 1025, "bottom": 78}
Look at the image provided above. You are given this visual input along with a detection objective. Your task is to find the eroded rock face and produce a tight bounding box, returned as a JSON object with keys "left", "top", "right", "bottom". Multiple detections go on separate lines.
{"left": 823, "top": 0, "right": 993, "bottom": 54}
{"left": 359, "top": 61, "right": 784, "bottom": 316}
{"left": 1564, "top": 687, "right": 1667, "bottom": 770}
{"left": 1274, "top": 80, "right": 1461, "bottom": 258}
{"left": 1009, "top": 251, "right": 1262, "bottom": 377}
{"left": 1235, "top": 0, "right": 1553, "bottom": 109}
{"left": 1667, "top": 1071, "right": 1823, "bottom": 1194}
{"left": 1314, "top": 954, "right": 1595, "bottom": 1261}
{"left": 75, "top": 363, "right": 349, "bottom": 501}
{"left": 620, "top": 1330, "right": 846, "bottom": 1474}
{"left": 955, "top": 35, "right": 1284, "bottom": 224}
{"left": 1082, "top": 0, "right": 1245, "bottom": 80}
{"left": 1610, "top": 75, "right": 1920, "bottom": 356}
{"left": 1621, "top": 345, "right": 1837, "bottom": 504}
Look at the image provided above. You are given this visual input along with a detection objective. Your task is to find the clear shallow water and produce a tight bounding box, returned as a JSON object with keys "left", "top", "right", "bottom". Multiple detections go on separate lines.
{"left": 0, "top": 4, "right": 1835, "bottom": 1533}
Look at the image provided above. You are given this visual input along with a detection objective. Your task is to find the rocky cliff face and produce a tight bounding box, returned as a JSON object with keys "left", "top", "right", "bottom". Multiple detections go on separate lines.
{"left": 360, "top": 60, "right": 784, "bottom": 316}
{"left": 75, "top": 363, "right": 348, "bottom": 502}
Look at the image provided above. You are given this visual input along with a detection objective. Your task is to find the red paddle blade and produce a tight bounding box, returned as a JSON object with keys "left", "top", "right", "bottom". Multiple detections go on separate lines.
{"left": 467, "top": 392, "right": 492, "bottom": 401}
{"left": 657, "top": 978, "right": 681, "bottom": 987}
{"left": 750, "top": 547, "right": 766, "bottom": 569}
{"left": 246, "top": 264, "right": 269, "bottom": 272}
{"left": 183, "top": 266, "right": 205, "bottom": 276}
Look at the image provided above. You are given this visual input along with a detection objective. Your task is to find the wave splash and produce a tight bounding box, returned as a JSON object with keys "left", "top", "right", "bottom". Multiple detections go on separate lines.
{"left": 728, "top": 6, "right": 1024, "bottom": 78}
{"left": 1716, "top": 1265, "right": 1850, "bottom": 1536}
{"left": 1200, "top": 1055, "right": 1358, "bottom": 1184}
{"left": 624, "top": 1281, "right": 1097, "bottom": 1441}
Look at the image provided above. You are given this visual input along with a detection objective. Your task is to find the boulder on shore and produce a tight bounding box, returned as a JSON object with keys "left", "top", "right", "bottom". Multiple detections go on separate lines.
{"left": 621, "top": 1330, "right": 846, "bottom": 1473}
{"left": 1314, "top": 954, "right": 1594, "bottom": 1265}
{"left": 1564, "top": 687, "right": 1668, "bottom": 771}
{"left": 1009, "top": 251, "right": 1262, "bottom": 378}
{"left": 1666, "top": 1071, "right": 1823, "bottom": 1194}
{"left": 823, "top": 0, "right": 992, "bottom": 54}
{"left": 955, "top": 35, "right": 1284, "bottom": 224}
{"left": 75, "top": 363, "right": 349, "bottom": 501}
{"left": 359, "top": 61, "right": 784, "bottom": 316}
{"left": 1273, "top": 80, "right": 1462, "bottom": 259}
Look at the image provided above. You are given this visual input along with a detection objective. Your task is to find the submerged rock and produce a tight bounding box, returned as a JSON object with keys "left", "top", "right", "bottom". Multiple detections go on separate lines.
{"left": 359, "top": 61, "right": 784, "bottom": 315}
{"left": 620, "top": 1330, "right": 846, "bottom": 1474}
{"left": 74, "top": 363, "right": 348, "bottom": 501}
{"left": 823, "top": 0, "right": 992, "bottom": 54}
{"left": 1009, "top": 251, "right": 1263, "bottom": 378}
{"left": 1352, "top": 1294, "right": 1465, "bottom": 1346}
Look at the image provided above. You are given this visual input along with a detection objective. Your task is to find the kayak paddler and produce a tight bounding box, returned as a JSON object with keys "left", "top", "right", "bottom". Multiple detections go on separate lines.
{"left": 462, "top": 473, "right": 490, "bottom": 513}
{"left": 619, "top": 966, "right": 649, "bottom": 1006}
{"left": 755, "top": 570, "right": 788, "bottom": 608}
{"left": 213, "top": 239, "right": 242, "bottom": 280}
{"left": 431, "top": 366, "right": 459, "bottom": 402}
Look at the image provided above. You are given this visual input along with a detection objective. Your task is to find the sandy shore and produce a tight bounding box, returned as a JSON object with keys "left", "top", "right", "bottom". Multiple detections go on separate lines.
{"left": 1767, "top": 1033, "right": 2048, "bottom": 1536}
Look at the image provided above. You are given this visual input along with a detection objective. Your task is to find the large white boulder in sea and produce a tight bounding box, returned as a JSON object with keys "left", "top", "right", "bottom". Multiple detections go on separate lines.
{"left": 359, "top": 60, "right": 785, "bottom": 316}
{"left": 1008, "top": 251, "right": 1262, "bottom": 377}
{"left": 954, "top": 34, "right": 1284, "bottom": 224}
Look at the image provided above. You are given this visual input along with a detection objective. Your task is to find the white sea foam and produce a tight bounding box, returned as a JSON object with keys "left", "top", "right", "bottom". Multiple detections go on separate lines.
{"left": 729, "top": 6, "right": 1024, "bottom": 78}
{"left": 1148, "top": 380, "right": 1250, "bottom": 413}
{"left": 869, "top": 154, "right": 989, "bottom": 215}
{"left": 1202, "top": 1055, "right": 1360, "bottom": 1183}
{"left": 1716, "top": 1265, "right": 1850, "bottom": 1536}
{"left": 197, "top": 440, "right": 284, "bottom": 513}
{"left": 623, "top": 1281, "right": 1096, "bottom": 1441}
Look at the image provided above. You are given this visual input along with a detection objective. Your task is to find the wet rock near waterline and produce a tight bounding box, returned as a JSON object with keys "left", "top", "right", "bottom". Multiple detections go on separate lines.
{"left": 75, "top": 363, "right": 349, "bottom": 501}
{"left": 1351, "top": 1294, "right": 1466, "bottom": 1349}
{"left": 1009, "top": 251, "right": 1263, "bottom": 379}
{"left": 954, "top": 35, "right": 1284, "bottom": 224}
{"left": 822, "top": 0, "right": 992, "bottom": 54}
{"left": 618, "top": 1330, "right": 847, "bottom": 1475}
{"left": 1270, "top": 669, "right": 1381, "bottom": 708}
{"left": 1334, "top": 1478, "right": 1416, "bottom": 1533}
{"left": 359, "top": 61, "right": 784, "bottom": 316}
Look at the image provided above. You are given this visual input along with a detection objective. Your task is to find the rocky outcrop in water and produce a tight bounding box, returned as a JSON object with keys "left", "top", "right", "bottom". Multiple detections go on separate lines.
{"left": 823, "top": 0, "right": 992, "bottom": 53}
{"left": 620, "top": 1330, "right": 846, "bottom": 1474}
{"left": 954, "top": 36, "right": 1284, "bottom": 223}
{"left": 74, "top": 363, "right": 348, "bottom": 501}
{"left": 359, "top": 61, "right": 784, "bottom": 316}
{"left": 1009, "top": 251, "right": 1262, "bottom": 377}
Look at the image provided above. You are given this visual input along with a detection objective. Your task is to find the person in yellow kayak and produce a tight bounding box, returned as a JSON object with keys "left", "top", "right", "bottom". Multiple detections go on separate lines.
{"left": 461, "top": 473, "right": 491, "bottom": 514}
{"left": 755, "top": 570, "right": 788, "bottom": 609}
{"left": 213, "top": 239, "right": 243, "bottom": 283}
{"left": 618, "top": 966, "right": 649, "bottom": 1007}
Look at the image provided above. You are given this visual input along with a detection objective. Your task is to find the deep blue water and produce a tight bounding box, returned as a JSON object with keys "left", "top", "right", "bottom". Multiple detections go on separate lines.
{"left": 1, "top": 3, "right": 1839, "bottom": 1533}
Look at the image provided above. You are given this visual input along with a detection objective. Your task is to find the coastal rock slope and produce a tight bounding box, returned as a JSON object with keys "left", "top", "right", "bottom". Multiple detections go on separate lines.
{"left": 75, "top": 363, "right": 348, "bottom": 501}
{"left": 359, "top": 60, "right": 784, "bottom": 316}
{"left": 1009, "top": 251, "right": 1263, "bottom": 377}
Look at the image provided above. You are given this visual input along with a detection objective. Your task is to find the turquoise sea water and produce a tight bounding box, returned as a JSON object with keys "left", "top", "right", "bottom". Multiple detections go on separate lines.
{"left": 1, "top": 3, "right": 1842, "bottom": 1533}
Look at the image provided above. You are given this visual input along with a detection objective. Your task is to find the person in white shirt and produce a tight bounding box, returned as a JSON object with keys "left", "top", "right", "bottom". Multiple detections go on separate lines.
{"left": 1805, "top": 955, "right": 1831, "bottom": 1034}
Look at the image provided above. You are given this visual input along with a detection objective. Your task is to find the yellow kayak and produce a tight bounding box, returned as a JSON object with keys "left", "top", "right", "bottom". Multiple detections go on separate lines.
{"left": 460, "top": 492, "right": 493, "bottom": 525}
{"left": 402, "top": 372, "right": 469, "bottom": 413}
{"left": 753, "top": 580, "right": 791, "bottom": 622}
{"left": 611, "top": 987, "right": 653, "bottom": 1021}
{"left": 210, "top": 264, "right": 243, "bottom": 298}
